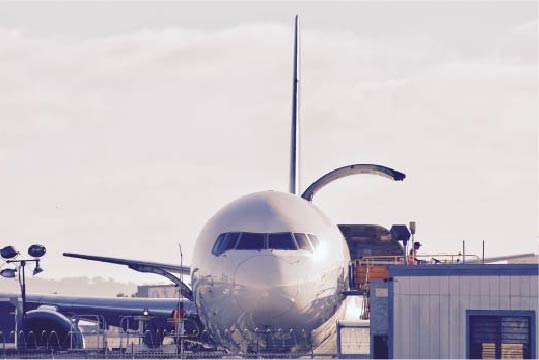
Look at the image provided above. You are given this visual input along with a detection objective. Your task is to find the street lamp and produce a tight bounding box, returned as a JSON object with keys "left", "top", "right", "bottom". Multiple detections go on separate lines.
{"left": 177, "top": 242, "right": 185, "bottom": 356}
{"left": 0, "top": 244, "right": 47, "bottom": 337}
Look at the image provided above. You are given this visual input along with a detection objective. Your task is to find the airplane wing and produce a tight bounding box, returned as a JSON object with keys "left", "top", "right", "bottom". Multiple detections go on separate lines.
{"left": 63, "top": 253, "right": 190, "bottom": 275}
{"left": 63, "top": 253, "right": 193, "bottom": 300}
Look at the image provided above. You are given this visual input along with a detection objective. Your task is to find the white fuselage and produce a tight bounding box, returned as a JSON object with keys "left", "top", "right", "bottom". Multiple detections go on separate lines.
{"left": 191, "top": 191, "right": 350, "bottom": 351}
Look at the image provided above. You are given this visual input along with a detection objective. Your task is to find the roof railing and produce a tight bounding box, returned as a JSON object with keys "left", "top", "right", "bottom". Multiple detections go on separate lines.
{"left": 351, "top": 253, "right": 480, "bottom": 266}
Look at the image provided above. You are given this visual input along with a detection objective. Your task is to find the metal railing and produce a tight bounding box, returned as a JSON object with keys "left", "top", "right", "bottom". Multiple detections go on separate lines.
{"left": 351, "top": 253, "right": 481, "bottom": 266}
{"left": 348, "top": 253, "right": 482, "bottom": 292}
{"left": 0, "top": 327, "right": 371, "bottom": 359}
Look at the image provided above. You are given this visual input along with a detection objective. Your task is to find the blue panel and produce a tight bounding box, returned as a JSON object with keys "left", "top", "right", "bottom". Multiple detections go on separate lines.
{"left": 466, "top": 310, "right": 536, "bottom": 359}
{"left": 370, "top": 281, "right": 389, "bottom": 335}
{"left": 388, "top": 279, "right": 394, "bottom": 359}
{"left": 388, "top": 264, "right": 538, "bottom": 277}
{"left": 0, "top": 301, "right": 16, "bottom": 343}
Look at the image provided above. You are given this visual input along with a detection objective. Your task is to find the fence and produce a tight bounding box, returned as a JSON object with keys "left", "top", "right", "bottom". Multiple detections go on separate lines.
{"left": 0, "top": 325, "right": 371, "bottom": 359}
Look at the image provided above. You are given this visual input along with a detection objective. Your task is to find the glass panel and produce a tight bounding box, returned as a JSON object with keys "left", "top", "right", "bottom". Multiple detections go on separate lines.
{"left": 294, "top": 233, "right": 313, "bottom": 252}
{"left": 268, "top": 233, "right": 297, "bottom": 250}
{"left": 501, "top": 343, "right": 523, "bottom": 358}
{"left": 236, "top": 233, "right": 266, "bottom": 250}
{"left": 222, "top": 232, "right": 240, "bottom": 252}
{"left": 211, "top": 233, "right": 227, "bottom": 256}
{"left": 469, "top": 315, "right": 531, "bottom": 359}
{"left": 307, "top": 234, "right": 320, "bottom": 249}
{"left": 481, "top": 343, "right": 496, "bottom": 359}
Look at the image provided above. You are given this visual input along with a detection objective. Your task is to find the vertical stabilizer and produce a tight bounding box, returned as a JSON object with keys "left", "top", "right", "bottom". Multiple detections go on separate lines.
{"left": 290, "top": 15, "right": 301, "bottom": 195}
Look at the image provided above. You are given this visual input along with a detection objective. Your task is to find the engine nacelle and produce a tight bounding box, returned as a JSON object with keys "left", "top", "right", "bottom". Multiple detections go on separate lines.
{"left": 23, "top": 309, "right": 84, "bottom": 350}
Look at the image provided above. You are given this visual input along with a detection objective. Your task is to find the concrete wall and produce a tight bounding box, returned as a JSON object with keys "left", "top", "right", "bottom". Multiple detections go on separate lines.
{"left": 389, "top": 265, "right": 538, "bottom": 359}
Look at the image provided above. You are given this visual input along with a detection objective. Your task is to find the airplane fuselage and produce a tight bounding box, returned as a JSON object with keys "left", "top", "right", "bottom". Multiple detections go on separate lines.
{"left": 191, "top": 191, "right": 350, "bottom": 351}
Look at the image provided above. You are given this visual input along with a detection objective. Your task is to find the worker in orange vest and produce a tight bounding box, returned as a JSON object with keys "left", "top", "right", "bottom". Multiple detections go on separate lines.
{"left": 408, "top": 241, "right": 422, "bottom": 264}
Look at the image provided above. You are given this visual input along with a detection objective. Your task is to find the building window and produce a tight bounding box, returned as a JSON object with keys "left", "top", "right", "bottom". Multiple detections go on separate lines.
{"left": 467, "top": 310, "right": 536, "bottom": 359}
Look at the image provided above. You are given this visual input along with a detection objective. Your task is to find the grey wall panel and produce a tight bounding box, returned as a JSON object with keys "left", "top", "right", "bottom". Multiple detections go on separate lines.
{"left": 449, "top": 295, "right": 461, "bottom": 358}
{"left": 489, "top": 294, "right": 500, "bottom": 310}
{"left": 520, "top": 296, "right": 535, "bottom": 311}
{"left": 511, "top": 295, "right": 522, "bottom": 310}
{"left": 408, "top": 295, "right": 421, "bottom": 358}
{"left": 418, "top": 276, "right": 429, "bottom": 295}
{"left": 510, "top": 275, "right": 521, "bottom": 297}
{"left": 479, "top": 294, "right": 490, "bottom": 310}
{"left": 439, "top": 295, "right": 450, "bottom": 358}
{"left": 399, "top": 276, "right": 410, "bottom": 295}
{"left": 410, "top": 276, "right": 420, "bottom": 295}
{"left": 500, "top": 275, "right": 511, "bottom": 296}
{"left": 394, "top": 277, "right": 402, "bottom": 295}
{"left": 458, "top": 294, "right": 470, "bottom": 359}
{"left": 459, "top": 276, "right": 476, "bottom": 296}
{"left": 499, "top": 293, "right": 510, "bottom": 309}
{"left": 489, "top": 276, "right": 500, "bottom": 297}
{"left": 520, "top": 275, "right": 531, "bottom": 296}
{"left": 401, "top": 294, "right": 411, "bottom": 358}
{"left": 470, "top": 295, "right": 481, "bottom": 310}
{"left": 439, "top": 276, "right": 449, "bottom": 296}
{"left": 428, "top": 295, "right": 440, "bottom": 359}
{"left": 530, "top": 276, "right": 538, "bottom": 296}
{"left": 449, "top": 277, "right": 460, "bottom": 296}
{"left": 392, "top": 294, "right": 402, "bottom": 358}
{"left": 419, "top": 295, "right": 430, "bottom": 358}
{"left": 480, "top": 276, "right": 490, "bottom": 296}
{"left": 429, "top": 276, "right": 440, "bottom": 295}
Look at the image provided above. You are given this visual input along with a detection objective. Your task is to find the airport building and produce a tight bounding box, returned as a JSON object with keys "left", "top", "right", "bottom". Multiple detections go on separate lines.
{"left": 134, "top": 285, "right": 178, "bottom": 298}
{"left": 367, "top": 264, "right": 538, "bottom": 359}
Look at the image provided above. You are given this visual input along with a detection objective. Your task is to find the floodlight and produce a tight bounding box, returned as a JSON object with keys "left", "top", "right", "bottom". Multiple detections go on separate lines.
{"left": 0, "top": 246, "right": 18, "bottom": 259}
{"left": 390, "top": 224, "right": 411, "bottom": 243}
{"left": 409, "top": 221, "right": 416, "bottom": 235}
{"left": 0, "top": 268, "right": 17, "bottom": 278}
{"left": 28, "top": 244, "right": 46, "bottom": 258}
{"left": 33, "top": 261, "right": 44, "bottom": 275}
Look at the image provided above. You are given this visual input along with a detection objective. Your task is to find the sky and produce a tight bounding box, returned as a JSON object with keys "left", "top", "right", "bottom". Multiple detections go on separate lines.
{"left": 0, "top": 1, "right": 537, "bottom": 284}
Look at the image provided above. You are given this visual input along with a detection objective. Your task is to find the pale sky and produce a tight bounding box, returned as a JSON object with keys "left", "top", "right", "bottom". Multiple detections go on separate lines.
{"left": 0, "top": 1, "right": 537, "bottom": 284}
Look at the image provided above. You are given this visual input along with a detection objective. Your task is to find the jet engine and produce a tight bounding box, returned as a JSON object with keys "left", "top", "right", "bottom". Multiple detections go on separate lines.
{"left": 23, "top": 309, "right": 83, "bottom": 350}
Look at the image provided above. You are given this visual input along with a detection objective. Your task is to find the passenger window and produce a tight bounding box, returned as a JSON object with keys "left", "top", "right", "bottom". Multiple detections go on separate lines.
{"left": 268, "top": 233, "right": 297, "bottom": 250}
{"left": 236, "top": 233, "right": 266, "bottom": 250}
{"left": 211, "top": 233, "right": 227, "bottom": 256}
{"left": 222, "top": 232, "right": 240, "bottom": 252}
{"left": 307, "top": 234, "right": 319, "bottom": 249}
{"left": 294, "top": 233, "right": 313, "bottom": 252}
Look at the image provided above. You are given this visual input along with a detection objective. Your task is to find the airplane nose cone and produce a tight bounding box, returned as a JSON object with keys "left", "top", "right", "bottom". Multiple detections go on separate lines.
{"left": 234, "top": 255, "right": 299, "bottom": 324}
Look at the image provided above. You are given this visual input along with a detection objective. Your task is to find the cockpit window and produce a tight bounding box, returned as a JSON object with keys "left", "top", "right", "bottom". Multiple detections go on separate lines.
{"left": 212, "top": 232, "right": 319, "bottom": 255}
{"left": 307, "top": 234, "right": 320, "bottom": 249}
{"left": 236, "top": 233, "right": 266, "bottom": 250}
{"left": 222, "top": 232, "right": 240, "bottom": 252}
{"left": 294, "top": 233, "right": 313, "bottom": 252}
{"left": 211, "top": 233, "right": 227, "bottom": 256}
{"left": 268, "top": 233, "right": 297, "bottom": 250}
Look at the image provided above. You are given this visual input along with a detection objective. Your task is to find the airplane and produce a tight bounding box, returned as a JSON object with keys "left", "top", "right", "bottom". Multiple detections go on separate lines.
{"left": 7, "top": 15, "right": 526, "bottom": 353}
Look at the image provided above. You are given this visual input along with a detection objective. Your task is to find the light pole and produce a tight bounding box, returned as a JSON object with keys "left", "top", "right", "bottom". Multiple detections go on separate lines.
{"left": 0, "top": 244, "right": 46, "bottom": 338}
{"left": 177, "top": 242, "right": 184, "bottom": 357}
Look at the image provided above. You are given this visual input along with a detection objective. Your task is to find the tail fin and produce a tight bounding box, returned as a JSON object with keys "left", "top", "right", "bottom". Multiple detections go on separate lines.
{"left": 290, "top": 15, "right": 301, "bottom": 195}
